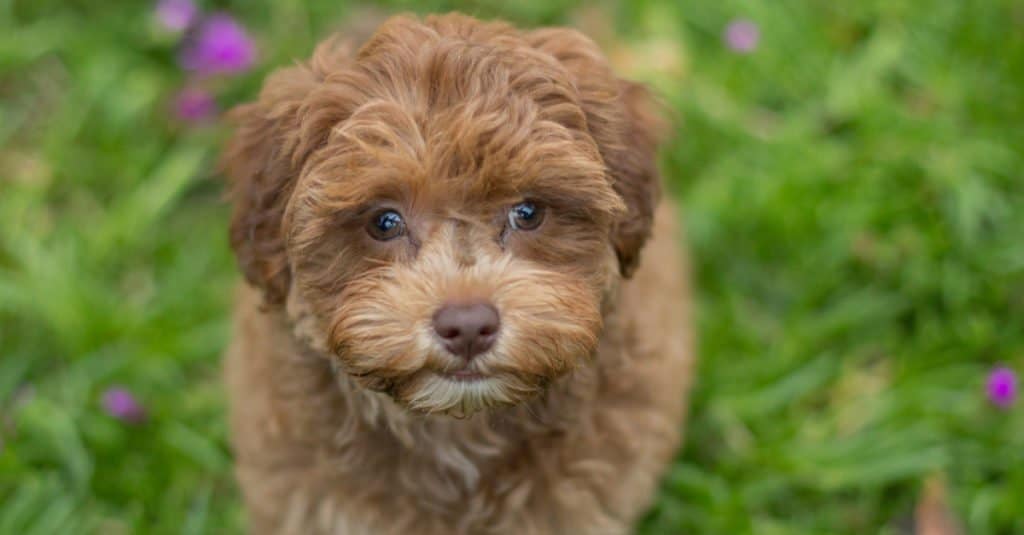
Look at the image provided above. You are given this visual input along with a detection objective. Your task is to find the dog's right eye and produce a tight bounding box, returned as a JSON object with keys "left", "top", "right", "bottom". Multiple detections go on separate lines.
{"left": 508, "top": 201, "right": 545, "bottom": 231}
{"left": 367, "top": 210, "right": 405, "bottom": 241}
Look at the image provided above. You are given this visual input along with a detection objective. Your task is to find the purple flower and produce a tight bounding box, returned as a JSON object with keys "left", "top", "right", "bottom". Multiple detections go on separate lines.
{"left": 174, "top": 86, "right": 217, "bottom": 122}
{"left": 180, "top": 14, "right": 256, "bottom": 75}
{"left": 724, "top": 19, "right": 760, "bottom": 53}
{"left": 155, "top": 0, "right": 198, "bottom": 32}
{"left": 987, "top": 366, "right": 1017, "bottom": 408}
{"left": 102, "top": 387, "right": 147, "bottom": 423}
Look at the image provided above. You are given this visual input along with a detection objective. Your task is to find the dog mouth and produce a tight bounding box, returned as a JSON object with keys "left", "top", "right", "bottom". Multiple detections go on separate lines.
{"left": 338, "top": 358, "right": 551, "bottom": 416}
{"left": 332, "top": 341, "right": 566, "bottom": 414}
{"left": 439, "top": 367, "right": 487, "bottom": 382}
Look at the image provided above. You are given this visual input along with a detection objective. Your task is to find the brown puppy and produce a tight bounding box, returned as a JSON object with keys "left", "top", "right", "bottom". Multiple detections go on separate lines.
{"left": 222, "top": 12, "right": 694, "bottom": 535}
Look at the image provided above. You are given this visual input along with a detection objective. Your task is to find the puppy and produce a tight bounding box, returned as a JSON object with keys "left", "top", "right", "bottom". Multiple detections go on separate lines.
{"left": 223, "top": 12, "right": 694, "bottom": 535}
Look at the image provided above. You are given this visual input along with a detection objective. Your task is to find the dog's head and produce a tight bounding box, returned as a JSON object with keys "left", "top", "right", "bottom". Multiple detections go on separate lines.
{"left": 223, "top": 14, "right": 664, "bottom": 416}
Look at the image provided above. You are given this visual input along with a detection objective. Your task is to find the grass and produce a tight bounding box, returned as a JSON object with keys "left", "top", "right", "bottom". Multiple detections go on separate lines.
{"left": 2, "top": 0, "right": 1023, "bottom": 533}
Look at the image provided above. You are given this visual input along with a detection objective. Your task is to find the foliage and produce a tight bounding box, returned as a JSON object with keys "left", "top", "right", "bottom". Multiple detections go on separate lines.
{"left": 1, "top": 1, "right": 1022, "bottom": 533}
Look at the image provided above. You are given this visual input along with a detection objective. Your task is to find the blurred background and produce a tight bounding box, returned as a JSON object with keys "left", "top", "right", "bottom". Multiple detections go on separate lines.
{"left": 2, "top": 1, "right": 1022, "bottom": 533}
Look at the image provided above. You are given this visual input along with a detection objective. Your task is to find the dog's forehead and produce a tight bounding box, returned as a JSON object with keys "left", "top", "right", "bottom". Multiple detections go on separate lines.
{"left": 300, "top": 23, "right": 625, "bottom": 220}
{"left": 337, "top": 128, "right": 609, "bottom": 215}
{"left": 317, "top": 93, "right": 613, "bottom": 214}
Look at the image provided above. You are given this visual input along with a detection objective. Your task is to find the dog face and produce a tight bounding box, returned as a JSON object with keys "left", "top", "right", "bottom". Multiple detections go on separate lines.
{"left": 223, "top": 14, "right": 663, "bottom": 416}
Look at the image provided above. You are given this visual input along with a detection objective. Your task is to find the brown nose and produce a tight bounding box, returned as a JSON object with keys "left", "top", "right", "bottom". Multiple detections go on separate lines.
{"left": 432, "top": 303, "right": 500, "bottom": 359}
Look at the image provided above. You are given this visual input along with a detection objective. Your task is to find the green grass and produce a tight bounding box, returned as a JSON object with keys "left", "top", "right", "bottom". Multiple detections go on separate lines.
{"left": 2, "top": 1, "right": 1023, "bottom": 533}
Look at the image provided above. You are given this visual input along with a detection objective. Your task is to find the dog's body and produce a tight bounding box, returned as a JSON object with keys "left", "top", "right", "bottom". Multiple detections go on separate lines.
{"left": 223, "top": 13, "right": 694, "bottom": 534}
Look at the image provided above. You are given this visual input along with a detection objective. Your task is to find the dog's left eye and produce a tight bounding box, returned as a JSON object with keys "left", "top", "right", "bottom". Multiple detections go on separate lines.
{"left": 508, "top": 201, "right": 545, "bottom": 231}
{"left": 367, "top": 209, "right": 406, "bottom": 241}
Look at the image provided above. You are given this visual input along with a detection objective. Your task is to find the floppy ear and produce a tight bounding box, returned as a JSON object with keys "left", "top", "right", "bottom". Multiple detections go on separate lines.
{"left": 605, "top": 80, "right": 666, "bottom": 277}
{"left": 222, "top": 39, "right": 357, "bottom": 306}
{"left": 526, "top": 29, "right": 667, "bottom": 277}
{"left": 222, "top": 63, "right": 325, "bottom": 305}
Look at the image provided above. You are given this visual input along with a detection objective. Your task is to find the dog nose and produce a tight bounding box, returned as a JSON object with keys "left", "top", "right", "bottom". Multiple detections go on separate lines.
{"left": 432, "top": 303, "right": 500, "bottom": 359}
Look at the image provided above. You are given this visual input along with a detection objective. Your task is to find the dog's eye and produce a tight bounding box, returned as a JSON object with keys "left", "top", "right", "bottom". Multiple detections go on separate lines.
{"left": 367, "top": 209, "right": 405, "bottom": 241}
{"left": 508, "top": 201, "right": 545, "bottom": 231}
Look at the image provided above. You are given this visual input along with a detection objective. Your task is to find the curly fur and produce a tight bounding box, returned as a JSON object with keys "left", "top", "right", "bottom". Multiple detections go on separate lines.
{"left": 223, "top": 13, "right": 694, "bottom": 534}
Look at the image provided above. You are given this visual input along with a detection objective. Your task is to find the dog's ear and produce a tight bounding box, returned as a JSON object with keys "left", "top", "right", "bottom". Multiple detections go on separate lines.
{"left": 605, "top": 81, "right": 667, "bottom": 277}
{"left": 223, "top": 40, "right": 355, "bottom": 305}
{"left": 221, "top": 65, "right": 318, "bottom": 305}
{"left": 526, "top": 29, "right": 667, "bottom": 277}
